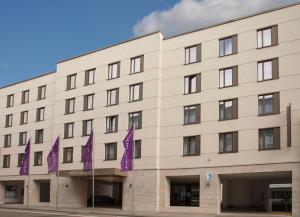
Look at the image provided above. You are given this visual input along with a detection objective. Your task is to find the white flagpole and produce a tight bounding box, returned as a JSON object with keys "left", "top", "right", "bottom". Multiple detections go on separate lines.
{"left": 55, "top": 136, "right": 60, "bottom": 210}
{"left": 92, "top": 130, "right": 95, "bottom": 209}
{"left": 131, "top": 127, "right": 135, "bottom": 215}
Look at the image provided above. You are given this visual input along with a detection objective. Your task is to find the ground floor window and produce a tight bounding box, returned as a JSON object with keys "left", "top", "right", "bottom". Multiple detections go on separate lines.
{"left": 170, "top": 183, "right": 199, "bottom": 207}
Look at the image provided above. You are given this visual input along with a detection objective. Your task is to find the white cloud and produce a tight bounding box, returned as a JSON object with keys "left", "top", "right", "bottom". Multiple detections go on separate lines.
{"left": 1, "top": 63, "right": 8, "bottom": 68}
{"left": 133, "top": 0, "right": 300, "bottom": 37}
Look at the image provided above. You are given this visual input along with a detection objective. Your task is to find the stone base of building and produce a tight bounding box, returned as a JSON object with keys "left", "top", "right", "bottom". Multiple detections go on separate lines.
{"left": 0, "top": 163, "right": 299, "bottom": 217}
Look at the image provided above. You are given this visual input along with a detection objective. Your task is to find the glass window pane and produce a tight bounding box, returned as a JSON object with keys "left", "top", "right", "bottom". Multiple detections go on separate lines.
{"left": 184, "top": 77, "right": 189, "bottom": 94}
{"left": 258, "top": 63, "right": 263, "bottom": 81}
{"left": 224, "top": 38, "right": 233, "bottom": 55}
{"left": 134, "top": 58, "right": 141, "bottom": 73}
{"left": 191, "top": 76, "right": 197, "bottom": 93}
{"left": 185, "top": 49, "right": 189, "bottom": 64}
{"left": 134, "top": 85, "right": 140, "bottom": 100}
{"left": 264, "top": 95, "right": 273, "bottom": 114}
{"left": 224, "top": 69, "right": 232, "bottom": 86}
{"left": 219, "top": 40, "right": 224, "bottom": 56}
{"left": 189, "top": 47, "right": 197, "bottom": 63}
{"left": 263, "top": 61, "right": 272, "bottom": 80}
{"left": 219, "top": 70, "right": 224, "bottom": 88}
{"left": 263, "top": 29, "right": 271, "bottom": 47}
{"left": 257, "top": 30, "right": 263, "bottom": 48}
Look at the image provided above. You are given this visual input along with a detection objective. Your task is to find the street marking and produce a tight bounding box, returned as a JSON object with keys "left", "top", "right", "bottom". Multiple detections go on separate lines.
{"left": 0, "top": 208, "right": 100, "bottom": 217}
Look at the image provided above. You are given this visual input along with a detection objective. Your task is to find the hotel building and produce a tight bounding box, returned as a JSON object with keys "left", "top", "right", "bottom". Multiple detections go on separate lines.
{"left": 0, "top": 3, "right": 300, "bottom": 216}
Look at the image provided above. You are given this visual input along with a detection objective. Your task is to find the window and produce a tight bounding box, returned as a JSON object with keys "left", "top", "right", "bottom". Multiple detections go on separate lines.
{"left": 128, "top": 111, "right": 142, "bottom": 130}
{"left": 219, "top": 99, "right": 238, "bottom": 120}
{"left": 183, "top": 136, "right": 200, "bottom": 156}
{"left": 258, "top": 93, "right": 280, "bottom": 116}
{"left": 106, "top": 115, "right": 118, "bottom": 133}
{"left": 185, "top": 44, "right": 201, "bottom": 64}
{"left": 64, "top": 122, "right": 74, "bottom": 139}
{"left": 5, "top": 114, "right": 13, "bottom": 127}
{"left": 105, "top": 143, "right": 117, "bottom": 160}
{"left": 34, "top": 151, "right": 43, "bottom": 166}
{"left": 20, "top": 111, "right": 28, "bottom": 125}
{"left": 65, "top": 98, "right": 75, "bottom": 114}
{"left": 22, "top": 90, "right": 29, "bottom": 104}
{"left": 257, "top": 26, "right": 278, "bottom": 48}
{"left": 36, "top": 107, "right": 45, "bottom": 122}
{"left": 219, "top": 132, "right": 238, "bottom": 153}
{"left": 184, "top": 105, "right": 200, "bottom": 125}
{"left": 131, "top": 55, "right": 144, "bottom": 74}
{"left": 4, "top": 134, "right": 11, "bottom": 148}
{"left": 134, "top": 140, "right": 141, "bottom": 159}
{"left": 83, "top": 94, "right": 94, "bottom": 111}
{"left": 108, "top": 62, "right": 120, "bottom": 79}
{"left": 3, "top": 155, "right": 10, "bottom": 168}
{"left": 82, "top": 119, "right": 93, "bottom": 136}
{"left": 170, "top": 182, "right": 199, "bottom": 207}
{"left": 258, "top": 58, "right": 279, "bottom": 81}
{"left": 219, "top": 66, "right": 238, "bottom": 88}
{"left": 63, "top": 147, "right": 73, "bottom": 163}
{"left": 107, "top": 88, "right": 119, "bottom": 106}
{"left": 18, "top": 153, "right": 25, "bottom": 167}
{"left": 259, "top": 127, "right": 280, "bottom": 150}
{"left": 184, "top": 74, "right": 201, "bottom": 94}
{"left": 66, "top": 74, "right": 76, "bottom": 90}
{"left": 19, "top": 132, "right": 27, "bottom": 146}
{"left": 85, "top": 69, "right": 95, "bottom": 85}
{"left": 7, "top": 94, "right": 14, "bottom": 107}
{"left": 35, "top": 129, "right": 44, "bottom": 144}
{"left": 129, "top": 83, "right": 143, "bottom": 102}
{"left": 219, "top": 35, "right": 238, "bottom": 57}
{"left": 37, "top": 85, "right": 46, "bottom": 100}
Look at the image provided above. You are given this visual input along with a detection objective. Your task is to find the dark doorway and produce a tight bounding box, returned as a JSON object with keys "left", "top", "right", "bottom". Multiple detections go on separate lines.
{"left": 269, "top": 184, "right": 292, "bottom": 212}
{"left": 39, "top": 180, "right": 50, "bottom": 202}
{"left": 3, "top": 181, "right": 24, "bottom": 204}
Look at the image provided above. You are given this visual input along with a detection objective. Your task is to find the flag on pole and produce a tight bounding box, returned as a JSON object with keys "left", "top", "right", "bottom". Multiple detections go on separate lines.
{"left": 20, "top": 139, "right": 30, "bottom": 176}
{"left": 83, "top": 131, "right": 93, "bottom": 172}
{"left": 47, "top": 137, "right": 59, "bottom": 173}
{"left": 121, "top": 128, "right": 134, "bottom": 172}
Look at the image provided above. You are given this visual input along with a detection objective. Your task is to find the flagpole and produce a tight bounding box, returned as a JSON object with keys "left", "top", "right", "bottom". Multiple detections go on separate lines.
{"left": 131, "top": 127, "right": 135, "bottom": 215}
{"left": 55, "top": 136, "right": 60, "bottom": 211}
{"left": 92, "top": 130, "right": 95, "bottom": 209}
{"left": 27, "top": 138, "right": 31, "bottom": 209}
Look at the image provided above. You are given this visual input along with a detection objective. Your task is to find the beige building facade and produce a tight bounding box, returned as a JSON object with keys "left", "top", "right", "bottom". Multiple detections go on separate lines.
{"left": 0, "top": 3, "right": 300, "bottom": 216}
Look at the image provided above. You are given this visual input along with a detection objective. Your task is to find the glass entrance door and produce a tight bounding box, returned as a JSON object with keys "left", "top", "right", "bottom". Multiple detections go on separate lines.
{"left": 269, "top": 187, "right": 292, "bottom": 212}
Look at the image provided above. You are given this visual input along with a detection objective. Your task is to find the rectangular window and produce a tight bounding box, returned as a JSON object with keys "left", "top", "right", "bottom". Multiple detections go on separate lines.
{"left": 258, "top": 93, "right": 280, "bottom": 116}
{"left": 63, "top": 147, "right": 73, "bottom": 163}
{"left": 219, "top": 66, "right": 238, "bottom": 88}
{"left": 65, "top": 98, "right": 75, "bottom": 114}
{"left": 131, "top": 55, "right": 144, "bottom": 74}
{"left": 219, "top": 132, "right": 238, "bottom": 153}
{"left": 219, "top": 35, "right": 238, "bottom": 57}
{"left": 185, "top": 44, "right": 201, "bottom": 64}
{"left": 257, "top": 58, "right": 279, "bottom": 81}
{"left": 184, "top": 74, "right": 201, "bottom": 94}
{"left": 128, "top": 111, "right": 142, "bottom": 130}
{"left": 259, "top": 127, "right": 280, "bottom": 150}
{"left": 184, "top": 104, "right": 200, "bottom": 125}
{"left": 105, "top": 143, "right": 117, "bottom": 160}
{"left": 108, "top": 62, "right": 120, "bottom": 79}
{"left": 21, "top": 90, "right": 29, "bottom": 104}
{"left": 35, "top": 129, "right": 44, "bottom": 144}
{"left": 107, "top": 88, "right": 119, "bottom": 106}
{"left": 17, "top": 153, "right": 25, "bottom": 167}
{"left": 134, "top": 140, "right": 141, "bottom": 159}
{"left": 170, "top": 182, "right": 199, "bottom": 207}
{"left": 20, "top": 111, "right": 28, "bottom": 125}
{"left": 257, "top": 26, "right": 278, "bottom": 48}
{"left": 106, "top": 115, "right": 118, "bottom": 133}
{"left": 3, "top": 155, "right": 10, "bottom": 168}
{"left": 19, "top": 132, "right": 27, "bottom": 146}
{"left": 7, "top": 94, "right": 14, "bottom": 107}
{"left": 219, "top": 99, "right": 238, "bottom": 121}
{"left": 64, "top": 122, "right": 74, "bottom": 139}
{"left": 83, "top": 94, "right": 94, "bottom": 111}
{"left": 5, "top": 114, "right": 13, "bottom": 127}
{"left": 34, "top": 151, "right": 43, "bottom": 166}
{"left": 4, "top": 134, "right": 11, "bottom": 148}
{"left": 183, "top": 136, "right": 200, "bottom": 156}
{"left": 84, "top": 69, "right": 95, "bottom": 85}
{"left": 36, "top": 107, "right": 45, "bottom": 122}
{"left": 66, "top": 74, "right": 76, "bottom": 90}
{"left": 82, "top": 119, "right": 93, "bottom": 136}
{"left": 129, "top": 83, "right": 143, "bottom": 102}
{"left": 37, "top": 85, "right": 46, "bottom": 100}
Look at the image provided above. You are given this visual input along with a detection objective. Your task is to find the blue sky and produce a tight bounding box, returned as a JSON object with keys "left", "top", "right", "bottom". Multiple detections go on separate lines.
{"left": 0, "top": 0, "right": 299, "bottom": 87}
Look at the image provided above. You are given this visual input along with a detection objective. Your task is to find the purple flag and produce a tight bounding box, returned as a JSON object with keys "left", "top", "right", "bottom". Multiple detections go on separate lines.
{"left": 121, "top": 128, "right": 134, "bottom": 172}
{"left": 47, "top": 137, "right": 59, "bottom": 173}
{"left": 20, "top": 139, "right": 30, "bottom": 176}
{"left": 83, "top": 131, "right": 93, "bottom": 172}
